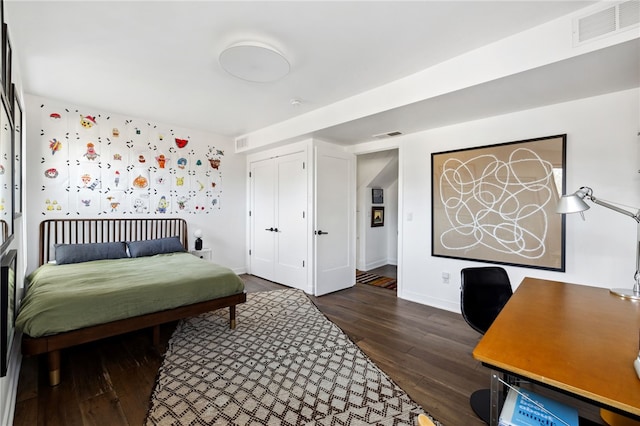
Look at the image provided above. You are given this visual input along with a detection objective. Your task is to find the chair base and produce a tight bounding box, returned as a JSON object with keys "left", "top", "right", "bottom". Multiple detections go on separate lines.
{"left": 470, "top": 388, "right": 491, "bottom": 425}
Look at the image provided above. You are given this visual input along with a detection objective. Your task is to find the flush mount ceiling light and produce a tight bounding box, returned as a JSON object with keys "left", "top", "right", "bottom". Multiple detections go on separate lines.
{"left": 219, "top": 41, "right": 290, "bottom": 83}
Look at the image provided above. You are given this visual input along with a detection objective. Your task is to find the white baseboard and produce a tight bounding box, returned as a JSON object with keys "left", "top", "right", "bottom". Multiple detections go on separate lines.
{"left": 363, "top": 259, "right": 386, "bottom": 271}
{"left": 398, "top": 288, "right": 460, "bottom": 314}
{"left": 363, "top": 258, "right": 396, "bottom": 271}
{"left": 232, "top": 266, "right": 247, "bottom": 275}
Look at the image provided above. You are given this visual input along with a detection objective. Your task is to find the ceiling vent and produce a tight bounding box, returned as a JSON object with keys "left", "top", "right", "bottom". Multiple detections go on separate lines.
{"left": 235, "top": 137, "right": 248, "bottom": 151}
{"left": 372, "top": 131, "right": 403, "bottom": 139}
{"left": 574, "top": 1, "right": 639, "bottom": 45}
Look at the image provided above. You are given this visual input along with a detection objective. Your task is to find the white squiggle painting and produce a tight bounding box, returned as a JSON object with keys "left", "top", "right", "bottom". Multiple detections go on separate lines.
{"left": 433, "top": 136, "right": 565, "bottom": 270}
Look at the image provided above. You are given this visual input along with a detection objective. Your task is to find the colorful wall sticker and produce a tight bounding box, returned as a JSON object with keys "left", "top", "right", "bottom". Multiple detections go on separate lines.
{"left": 38, "top": 102, "right": 226, "bottom": 215}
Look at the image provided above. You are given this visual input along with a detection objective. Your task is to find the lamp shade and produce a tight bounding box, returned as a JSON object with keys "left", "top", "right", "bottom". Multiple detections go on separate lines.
{"left": 556, "top": 185, "right": 640, "bottom": 300}
{"left": 556, "top": 194, "right": 590, "bottom": 214}
{"left": 193, "top": 229, "right": 203, "bottom": 238}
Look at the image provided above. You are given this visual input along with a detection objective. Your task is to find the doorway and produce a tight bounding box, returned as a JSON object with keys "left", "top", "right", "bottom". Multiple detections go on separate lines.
{"left": 367, "top": 264, "right": 397, "bottom": 279}
{"left": 355, "top": 149, "right": 399, "bottom": 292}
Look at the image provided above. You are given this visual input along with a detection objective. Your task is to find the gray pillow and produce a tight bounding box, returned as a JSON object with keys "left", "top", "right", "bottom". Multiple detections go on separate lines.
{"left": 127, "top": 237, "right": 185, "bottom": 258}
{"left": 55, "top": 242, "right": 129, "bottom": 265}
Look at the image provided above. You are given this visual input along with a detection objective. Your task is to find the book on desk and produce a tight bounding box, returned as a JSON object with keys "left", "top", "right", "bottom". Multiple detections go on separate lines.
{"left": 499, "top": 386, "right": 579, "bottom": 426}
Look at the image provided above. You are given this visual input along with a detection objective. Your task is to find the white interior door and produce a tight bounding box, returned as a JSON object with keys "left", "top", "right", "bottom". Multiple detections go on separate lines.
{"left": 314, "top": 145, "right": 356, "bottom": 296}
{"left": 250, "top": 159, "right": 276, "bottom": 281}
{"left": 275, "top": 152, "right": 308, "bottom": 290}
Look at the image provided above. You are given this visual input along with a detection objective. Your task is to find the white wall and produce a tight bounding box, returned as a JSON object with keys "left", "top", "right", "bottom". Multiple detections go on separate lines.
{"left": 362, "top": 180, "right": 398, "bottom": 270}
{"left": 386, "top": 180, "right": 398, "bottom": 265}
{"left": 356, "top": 152, "right": 399, "bottom": 270}
{"left": 24, "top": 95, "right": 248, "bottom": 275}
{"left": 365, "top": 203, "right": 388, "bottom": 270}
{"left": 397, "top": 88, "right": 639, "bottom": 312}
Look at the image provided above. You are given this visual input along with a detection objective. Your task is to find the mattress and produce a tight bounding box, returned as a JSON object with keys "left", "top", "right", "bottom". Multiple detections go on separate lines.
{"left": 16, "top": 252, "right": 245, "bottom": 338}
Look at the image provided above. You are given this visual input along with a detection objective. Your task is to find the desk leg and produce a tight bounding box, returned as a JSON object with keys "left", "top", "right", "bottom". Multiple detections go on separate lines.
{"left": 490, "top": 372, "right": 501, "bottom": 426}
{"left": 490, "top": 371, "right": 515, "bottom": 425}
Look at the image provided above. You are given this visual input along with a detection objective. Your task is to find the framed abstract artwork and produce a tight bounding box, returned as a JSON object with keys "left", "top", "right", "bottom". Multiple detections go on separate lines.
{"left": 431, "top": 134, "right": 566, "bottom": 271}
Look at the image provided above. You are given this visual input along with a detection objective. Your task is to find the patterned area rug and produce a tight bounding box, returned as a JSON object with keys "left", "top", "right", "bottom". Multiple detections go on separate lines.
{"left": 356, "top": 270, "right": 397, "bottom": 290}
{"left": 146, "top": 289, "right": 441, "bottom": 425}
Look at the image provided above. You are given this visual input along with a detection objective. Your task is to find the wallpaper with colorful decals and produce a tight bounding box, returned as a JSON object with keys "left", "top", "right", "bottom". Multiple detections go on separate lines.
{"left": 39, "top": 103, "right": 224, "bottom": 215}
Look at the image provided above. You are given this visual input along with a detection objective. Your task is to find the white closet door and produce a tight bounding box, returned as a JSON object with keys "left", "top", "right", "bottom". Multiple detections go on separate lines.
{"left": 250, "top": 158, "right": 276, "bottom": 281}
{"left": 314, "top": 145, "right": 356, "bottom": 296}
{"left": 275, "top": 152, "right": 307, "bottom": 289}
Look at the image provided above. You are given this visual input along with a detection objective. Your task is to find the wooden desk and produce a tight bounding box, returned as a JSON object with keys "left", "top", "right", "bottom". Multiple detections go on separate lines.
{"left": 473, "top": 277, "right": 640, "bottom": 423}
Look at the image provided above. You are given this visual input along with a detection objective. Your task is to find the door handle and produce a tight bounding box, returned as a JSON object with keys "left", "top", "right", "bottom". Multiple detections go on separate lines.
{"left": 316, "top": 230, "right": 328, "bottom": 235}
{"left": 265, "top": 227, "right": 274, "bottom": 232}
{"left": 274, "top": 228, "right": 279, "bottom": 232}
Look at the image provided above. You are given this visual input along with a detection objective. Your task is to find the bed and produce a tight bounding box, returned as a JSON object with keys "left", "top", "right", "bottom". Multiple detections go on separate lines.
{"left": 16, "top": 218, "right": 246, "bottom": 386}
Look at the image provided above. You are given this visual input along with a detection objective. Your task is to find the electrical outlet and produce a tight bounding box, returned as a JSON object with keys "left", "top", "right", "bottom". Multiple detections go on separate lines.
{"left": 442, "top": 271, "right": 450, "bottom": 284}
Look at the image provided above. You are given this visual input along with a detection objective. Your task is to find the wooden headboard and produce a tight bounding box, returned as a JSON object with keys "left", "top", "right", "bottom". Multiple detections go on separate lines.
{"left": 39, "top": 218, "right": 188, "bottom": 266}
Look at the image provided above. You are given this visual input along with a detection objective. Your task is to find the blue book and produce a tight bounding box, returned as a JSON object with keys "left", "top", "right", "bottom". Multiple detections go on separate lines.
{"left": 499, "top": 386, "right": 579, "bottom": 426}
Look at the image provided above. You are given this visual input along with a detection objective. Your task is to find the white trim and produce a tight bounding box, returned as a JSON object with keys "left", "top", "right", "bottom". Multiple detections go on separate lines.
{"left": 1, "top": 339, "right": 22, "bottom": 426}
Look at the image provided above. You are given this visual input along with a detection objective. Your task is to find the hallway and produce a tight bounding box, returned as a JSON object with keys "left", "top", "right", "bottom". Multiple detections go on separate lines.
{"left": 368, "top": 264, "right": 397, "bottom": 279}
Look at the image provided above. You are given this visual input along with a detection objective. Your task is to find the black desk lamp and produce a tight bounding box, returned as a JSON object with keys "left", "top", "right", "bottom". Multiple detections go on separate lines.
{"left": 557, "top": 186, "right": 640, "bottom": 300}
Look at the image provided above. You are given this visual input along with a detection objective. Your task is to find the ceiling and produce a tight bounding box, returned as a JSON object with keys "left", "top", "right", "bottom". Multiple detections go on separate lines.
{"left": 9, "top": 0, "right": 632, "bottom": 147}
{"left": 316, "top": 37, "right": 640, "bottom": 144}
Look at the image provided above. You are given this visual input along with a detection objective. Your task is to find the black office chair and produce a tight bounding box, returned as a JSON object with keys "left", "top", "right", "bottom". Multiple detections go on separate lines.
{"left": 460, "top": 266, "right": 513, "bottom": 425}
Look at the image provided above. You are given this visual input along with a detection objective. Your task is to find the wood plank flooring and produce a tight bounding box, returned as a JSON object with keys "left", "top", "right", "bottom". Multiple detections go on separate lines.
{"left": 13, "top": 272, "right": 604, "bottom": 425}
{"left": 367, "top": 264, "right": 397, "bottom": 280}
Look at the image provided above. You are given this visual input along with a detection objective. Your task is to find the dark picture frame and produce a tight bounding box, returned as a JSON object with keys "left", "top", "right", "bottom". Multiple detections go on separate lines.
{"left": 0, "top": 0, "right": 4, "bottom": 92}
{"left": 2, "top": 23, "right": 10, "bottom": 103}
{"left": 371, "top": 206, "right": 385, "bottom": 227}
{"left": 1, "top": 248, "right": 16, "bottom": 377}
{"left": 372, "top": 188, "right": 383, "bottom": 204}
{"left": 12, "top": 84, "right": 20, "bottom": 216}
{"left": 431, "top": 134, "right": 566, "bottom": 271}
{"left": 0, "top": 95, "right": 13, "bottom": 253}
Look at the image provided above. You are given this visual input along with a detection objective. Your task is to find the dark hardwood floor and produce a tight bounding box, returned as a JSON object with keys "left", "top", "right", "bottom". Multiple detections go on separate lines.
{"left": 13, "top": 274, "right": 603, "bottom": 425}
{"left": 368, "top": 264, "right": 397, "bottom": 280}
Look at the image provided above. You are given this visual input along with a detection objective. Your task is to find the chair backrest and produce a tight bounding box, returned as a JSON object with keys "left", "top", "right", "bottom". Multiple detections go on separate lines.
{"left": 460, "top": 266, "right": 513, "bottom": 335}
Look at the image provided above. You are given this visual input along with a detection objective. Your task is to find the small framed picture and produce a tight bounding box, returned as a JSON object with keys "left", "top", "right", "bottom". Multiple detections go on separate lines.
{"left": 371, "top": 206, "right": 385, "bottom": 227}
{"left": 372, "top": 188, "right": 383, "bottom": 204}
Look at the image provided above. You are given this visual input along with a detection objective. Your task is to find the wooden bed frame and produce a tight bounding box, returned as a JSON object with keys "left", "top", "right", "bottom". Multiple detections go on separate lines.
{"left": 23, "top": 218, "right": 247, "bottom": 386}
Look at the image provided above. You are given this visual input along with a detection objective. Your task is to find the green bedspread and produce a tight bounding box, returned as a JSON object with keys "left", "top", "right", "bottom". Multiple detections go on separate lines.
{"left": 16, "top": 252, "right": 245, "bottom": 338}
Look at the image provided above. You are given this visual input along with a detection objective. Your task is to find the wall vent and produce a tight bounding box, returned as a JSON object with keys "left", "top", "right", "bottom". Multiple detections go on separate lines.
{"left": 236, "top": 137, "right": 248, "bottom": 151}
{"left": 574, "top": 1, "right": 639, "bottom": 45}
{"left": 372, "top": 130, "right": 403, "bottom": 139}
{"left": 619, "top": 0, "right": 640, "bottom": 29}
